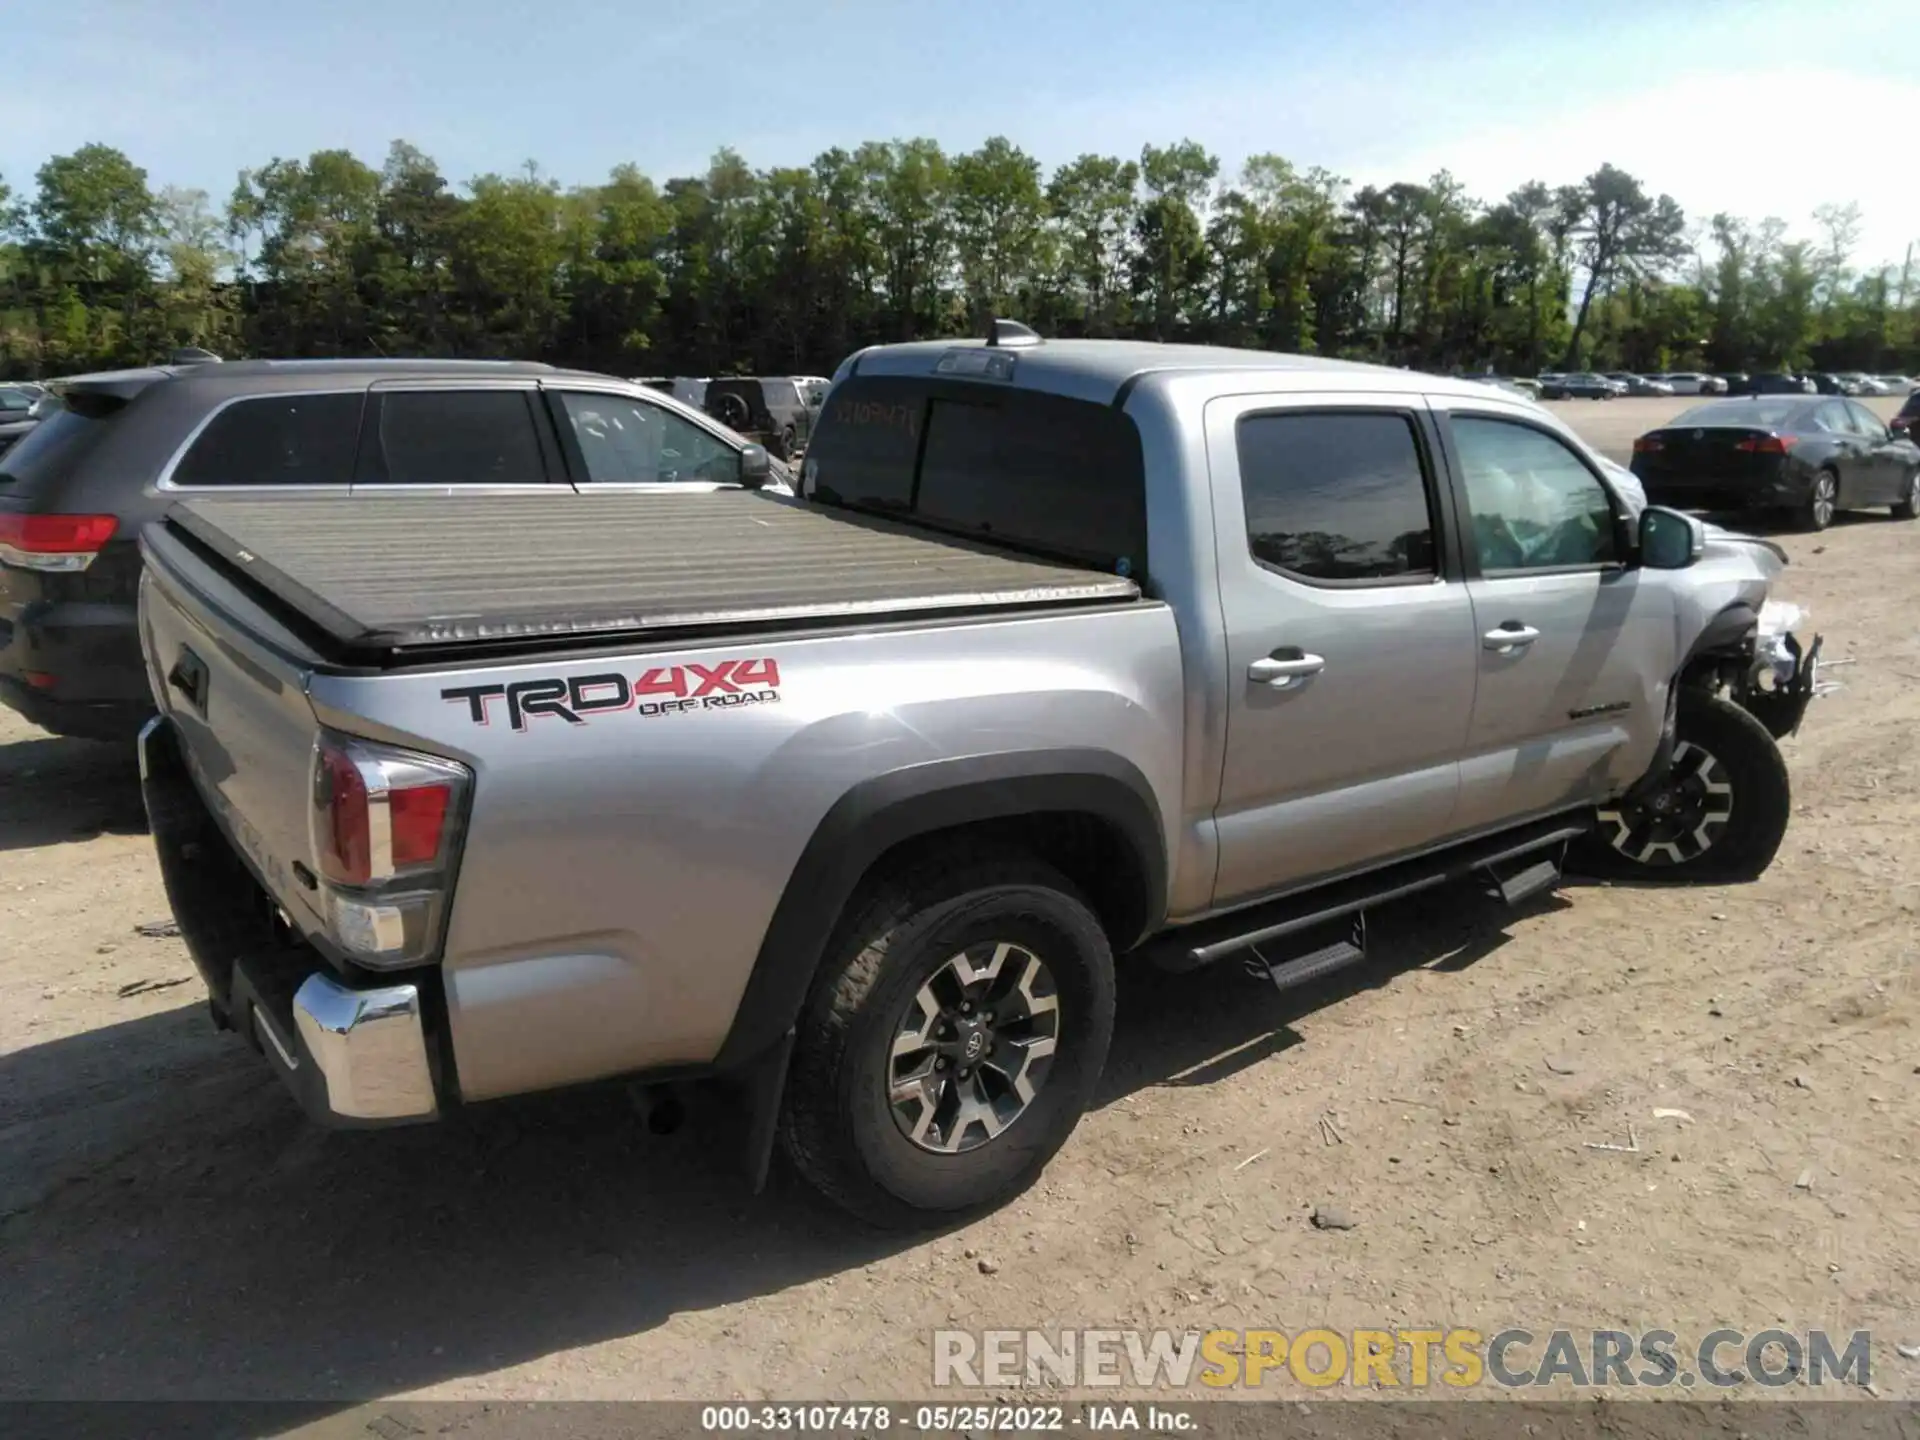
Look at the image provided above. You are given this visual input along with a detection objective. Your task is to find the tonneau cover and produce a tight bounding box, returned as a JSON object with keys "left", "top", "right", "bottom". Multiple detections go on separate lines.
{"left": 158, "top": 490, "right": 1140, "bottom": 660}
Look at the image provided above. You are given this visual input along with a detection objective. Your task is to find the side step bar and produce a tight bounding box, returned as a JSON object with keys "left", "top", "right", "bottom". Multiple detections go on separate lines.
{"left": 1148, "top": 813, "right": 1592, "bottom": 980}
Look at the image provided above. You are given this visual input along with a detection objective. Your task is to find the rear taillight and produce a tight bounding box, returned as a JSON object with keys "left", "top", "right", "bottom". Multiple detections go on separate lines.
{"left": 1735, "top": 434, "right": 1797, "bottom": 454}
{"left": 1632, "top": 435, "right": 1664, "bottom": 454}
{"left": 311, "top": 732, "right": 469, "bottom": 968}
{"left": 0, "top": 513, "right": 117, "bottom": 571}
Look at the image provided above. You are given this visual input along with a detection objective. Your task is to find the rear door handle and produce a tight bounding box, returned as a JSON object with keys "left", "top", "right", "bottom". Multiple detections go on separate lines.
{"left": 1483, "top": 623, "right": 1541, "bottom": 652}
{"left": 1248, "top": 651, "right": 1325, "bottom": 688}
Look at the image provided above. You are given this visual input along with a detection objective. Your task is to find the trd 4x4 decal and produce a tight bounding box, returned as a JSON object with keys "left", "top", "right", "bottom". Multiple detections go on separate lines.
{"left": 442, "top": 658, "right": 781, "bottom": 731}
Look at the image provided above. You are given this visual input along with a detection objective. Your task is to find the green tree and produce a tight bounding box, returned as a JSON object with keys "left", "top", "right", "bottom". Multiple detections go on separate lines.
{"left": 949, "top": 137, "right": 1047, "bottom": 327}
{"left": 1046, "top": 154, "right": 1138, "bottom": 335}
{"left": 1559, "top": 163, "right": 1688, "bottom": 367}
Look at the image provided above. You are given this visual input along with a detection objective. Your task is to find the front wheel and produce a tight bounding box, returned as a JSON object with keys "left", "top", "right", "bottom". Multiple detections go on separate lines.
{"left": 1586, "top": 692, "right": 1791, "bottom": 883}
{"left": 779, "top": 853, "right": 1116, "bottom": 1227}
{"left": 1891, "top": 471, "right": 1919, "bottom": 520}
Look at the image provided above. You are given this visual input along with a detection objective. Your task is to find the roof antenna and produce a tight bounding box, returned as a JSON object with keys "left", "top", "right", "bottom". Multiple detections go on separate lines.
{"left": 986, "top": 318, "right": 1041, "bottom": 349}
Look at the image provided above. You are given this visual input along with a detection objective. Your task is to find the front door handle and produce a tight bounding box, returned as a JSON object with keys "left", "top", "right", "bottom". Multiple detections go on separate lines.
{"left": 1483, "top": 623, "right": 1541, "bottom": 652}
{"left": 1248, "top": 651, "right": 1326, "bottom": 688}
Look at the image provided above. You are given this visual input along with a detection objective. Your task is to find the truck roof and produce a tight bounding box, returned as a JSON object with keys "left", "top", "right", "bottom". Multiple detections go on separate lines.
{"left": 841, "top": 337, "right": 1513, "bottom": 408}
{"left": 155, "top": 490, "right": 1141, "bottom": 663}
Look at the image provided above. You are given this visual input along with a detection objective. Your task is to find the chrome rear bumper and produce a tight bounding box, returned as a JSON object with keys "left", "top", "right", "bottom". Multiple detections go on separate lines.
{"left": 233, "top": 962, "right": 440, "bottom": 1127}
{"left": 140, "top": 713, "right": 440, "bottom": 1128}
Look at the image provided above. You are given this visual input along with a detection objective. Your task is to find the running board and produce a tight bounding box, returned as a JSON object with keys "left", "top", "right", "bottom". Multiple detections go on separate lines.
{"left": 1484, "top": 855, "right": 1562, "bottom": 907}
{"left": 1148, "top": 814, "right": 1591, "bottom": 975}
{"left": 1243, "top": 915, "right": 1368, "bottom": 994}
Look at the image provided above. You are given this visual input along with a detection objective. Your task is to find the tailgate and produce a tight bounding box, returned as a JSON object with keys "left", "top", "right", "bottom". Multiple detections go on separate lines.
{"left": 139, "top": 524, "right": 328, "bottom": 934}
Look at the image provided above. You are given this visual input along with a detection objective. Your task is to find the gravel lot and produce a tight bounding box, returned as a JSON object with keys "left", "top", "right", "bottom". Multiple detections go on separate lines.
{"left": 2, "top": 395, "right": 1916, "bottom": 1413}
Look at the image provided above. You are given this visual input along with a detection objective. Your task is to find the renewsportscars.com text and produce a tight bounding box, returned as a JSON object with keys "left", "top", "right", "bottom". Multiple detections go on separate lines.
{"left": 932, "top": 1327, "right": 1874, "bottom": 1390}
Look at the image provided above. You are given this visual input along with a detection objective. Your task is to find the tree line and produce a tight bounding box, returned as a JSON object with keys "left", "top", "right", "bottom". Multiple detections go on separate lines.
{"left": 0, "top": 137, "right": 1913, "bottom": 382}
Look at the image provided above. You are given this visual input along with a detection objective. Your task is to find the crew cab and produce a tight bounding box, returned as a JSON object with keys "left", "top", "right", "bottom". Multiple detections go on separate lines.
{"left": 137, "top": 326, "right": 1822, "bottom": 1225}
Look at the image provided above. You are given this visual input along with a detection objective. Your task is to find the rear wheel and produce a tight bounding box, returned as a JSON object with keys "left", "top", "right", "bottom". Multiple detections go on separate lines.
{"left": 779, "top": 853, "right": 1115, "bottom": 1227}
{"left": 1586, "top": 692, "right": 1790, "bottom": 884}
{"left": 1800, "top": 469, "right": 1838, "bottom": 531}
{"left": 1891, "top": 471, "right": 1919, "bottom": 520}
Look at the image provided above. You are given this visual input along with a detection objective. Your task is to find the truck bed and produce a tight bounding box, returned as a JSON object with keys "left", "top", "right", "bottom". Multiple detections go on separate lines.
{"left": 157, "top": 490, "right": 1141, "bottom": 663}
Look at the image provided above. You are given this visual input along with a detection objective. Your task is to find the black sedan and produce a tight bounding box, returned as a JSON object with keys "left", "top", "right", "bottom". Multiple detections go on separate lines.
{"left": 1747, "top": 371, "right": 1816, "bottom": 395}
{"left": 1540, "top": 372, "right": 1625, "bottom": 399}
{"left": 1630, "top": 395, "right": 1920, "bottom": 531}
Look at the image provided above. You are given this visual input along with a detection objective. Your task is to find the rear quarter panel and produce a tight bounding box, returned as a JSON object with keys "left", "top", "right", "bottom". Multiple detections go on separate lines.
{"left": 306, "top": 603, "right": 1187, "bottom": 1101}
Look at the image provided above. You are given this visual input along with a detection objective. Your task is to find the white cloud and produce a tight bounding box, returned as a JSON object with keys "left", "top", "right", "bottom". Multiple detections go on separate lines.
{"left": 1353, "top": 68, "right": 1920, "bottom": 270}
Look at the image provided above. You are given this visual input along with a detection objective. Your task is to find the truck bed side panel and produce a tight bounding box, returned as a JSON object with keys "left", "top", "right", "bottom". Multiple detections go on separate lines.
{"left": 305, "top": 604, "right": 1187, "bottom": 1101}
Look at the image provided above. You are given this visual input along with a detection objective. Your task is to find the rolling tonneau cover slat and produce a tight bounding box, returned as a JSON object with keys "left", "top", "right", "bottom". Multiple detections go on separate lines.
{"left": 156, "top": 491, "right": 1140, "bottom": 660}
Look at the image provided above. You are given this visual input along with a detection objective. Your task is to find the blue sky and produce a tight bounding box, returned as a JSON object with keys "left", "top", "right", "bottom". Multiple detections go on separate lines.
{"left": 6, "top": 0, "right": 1917, "bottom": 268}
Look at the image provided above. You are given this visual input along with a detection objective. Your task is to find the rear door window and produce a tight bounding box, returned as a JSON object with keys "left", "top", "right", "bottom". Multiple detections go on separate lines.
{"left": 805, "top": 376, "right": 1147, "bottom": 576}
{"left": 1236, "top": 411, "right": 1437, "bottom": 583}
{"left": 364, "top": 389, "right": 547, "bottom": 486}
{"left": 170, "top": 392, "right": 363, "bottom": 488}
{"left": 1812, "top": 402, "right": 1852, "bottom": 433}
{"left": 1841, "top": 401, "right": 1889, "bottom": 440}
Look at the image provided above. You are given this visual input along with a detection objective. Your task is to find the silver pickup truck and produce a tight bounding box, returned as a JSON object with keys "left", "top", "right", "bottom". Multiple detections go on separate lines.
{"left": 136, "top": 326, "right": 1821, "bottom": 1225}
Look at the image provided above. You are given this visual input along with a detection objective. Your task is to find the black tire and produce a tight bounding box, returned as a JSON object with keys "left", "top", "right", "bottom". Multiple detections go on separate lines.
{"left": 1891, "top": 470, "right": 1919, "bottom": 520}
{"left": 712, "top": 392, "right": 751, "bottom": 431}
{"left": 779, "top": 852, "right": 1116, "bottom": 1227}
{"left": 1799, "top": 468, "right": 1839, "bottom": 532}
{"left": 775, "top": 424, "right": 797, "bottom": 460}
{"left": 1582, "top": 691, "right": 1791, "bottom": 884}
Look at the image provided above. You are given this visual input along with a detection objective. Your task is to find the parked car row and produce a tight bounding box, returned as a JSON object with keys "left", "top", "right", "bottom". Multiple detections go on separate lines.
{"left": 0, "top": 384, "right": 58, "bottom": 457}
{"left": 1536, "top": 370, "right": 1918, "bottom": 402}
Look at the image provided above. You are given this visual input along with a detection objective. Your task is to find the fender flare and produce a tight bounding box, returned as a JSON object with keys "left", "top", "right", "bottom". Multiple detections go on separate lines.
{"left": 1629, "top": 601, "right": 1763, "bottom": 804}
{"left": 712, "top": 748, "right": 1167, "bottom": 1073}
{"left": 1681, "top": 601, "right": 1759, "bottom": 671}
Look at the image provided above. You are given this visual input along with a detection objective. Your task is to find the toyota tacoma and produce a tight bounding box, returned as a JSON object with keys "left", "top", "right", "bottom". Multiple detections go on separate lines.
{"left": 136, "top": 325, "right": 1822, "bottom": 1225}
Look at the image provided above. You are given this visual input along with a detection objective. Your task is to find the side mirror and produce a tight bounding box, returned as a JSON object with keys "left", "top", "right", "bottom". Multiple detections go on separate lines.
{"left": 1639, "top": 506, "right": 1705, "bottom": 570}
{"left": 738, "top": 443, "right": 772, "bottom": 490}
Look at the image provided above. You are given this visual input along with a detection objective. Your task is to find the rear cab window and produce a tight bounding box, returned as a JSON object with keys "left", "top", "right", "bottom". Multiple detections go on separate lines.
{"left": 168, "top": 392, "right": 363, "bottom": 487}
{"left": 803, "top": 375, "right": 1147, "bottom": 579}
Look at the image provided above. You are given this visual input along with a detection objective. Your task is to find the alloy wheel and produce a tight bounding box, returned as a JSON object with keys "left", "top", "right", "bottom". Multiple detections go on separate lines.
{"left": 1596, "top": 740, "right": 1733, "bottom": 866}
{"left": 888, "top": 941, "right": 1060, "bottom": 1155}
{"left": 1811, "top": 474, "right": 1837, "bottom": 529}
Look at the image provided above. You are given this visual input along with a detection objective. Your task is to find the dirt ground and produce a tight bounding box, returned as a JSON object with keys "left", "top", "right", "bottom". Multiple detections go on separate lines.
{"left": 2, "top": 395, "right": 1917, "bottom": 1413}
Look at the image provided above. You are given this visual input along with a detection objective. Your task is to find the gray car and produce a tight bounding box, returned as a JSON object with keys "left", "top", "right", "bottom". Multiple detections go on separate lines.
{"left": 135, "top": 325, "right": 1822, "bottom": 1225}
{"left": 0, "top": 358, "right": 782, "bottom": 741}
